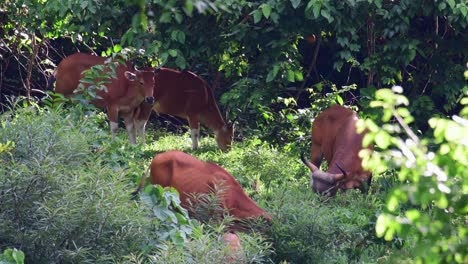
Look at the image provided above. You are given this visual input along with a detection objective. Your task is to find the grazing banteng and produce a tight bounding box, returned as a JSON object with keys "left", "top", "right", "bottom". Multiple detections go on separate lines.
{"left": 301, "top": 105, "right": 373, "bottom": 196}
{"left": 52, "top": 52, "right": 155, "bottom": 145}
{"left": 134, "top": 150, "right": 271, "bottom": 230}
{"left": 135, "top": 68, "right": 234, "bottom": 151}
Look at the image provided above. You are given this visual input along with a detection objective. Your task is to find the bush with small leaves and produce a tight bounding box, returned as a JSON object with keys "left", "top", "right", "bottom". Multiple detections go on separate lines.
{"left": 361, "top": 86, "right": 468, "bottom": 263}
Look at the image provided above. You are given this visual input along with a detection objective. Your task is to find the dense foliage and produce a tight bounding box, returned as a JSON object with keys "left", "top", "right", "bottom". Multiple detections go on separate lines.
{"left": 1, "top": 0, "right": 466, "bottom": 135}
{"left": 0, "top": 104, "right": 274, "bottom": 263}
{"left": 0, "top": 0, "right": 467, "bottom": 263}
{"left": 362, "top": 87, "right": 468, "bottom": 263}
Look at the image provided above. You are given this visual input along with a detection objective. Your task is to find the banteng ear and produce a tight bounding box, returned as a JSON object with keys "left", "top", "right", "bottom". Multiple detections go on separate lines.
{"left": 124, "top": 71, "right": 137, "bottom": 81}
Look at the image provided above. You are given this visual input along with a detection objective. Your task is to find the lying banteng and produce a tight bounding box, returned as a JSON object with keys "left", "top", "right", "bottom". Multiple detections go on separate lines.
{"left": 134, "top": 150, "right": 271, "bottom": 230}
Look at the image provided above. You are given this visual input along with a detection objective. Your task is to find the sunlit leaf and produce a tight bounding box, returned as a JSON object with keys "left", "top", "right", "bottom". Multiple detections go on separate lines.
{"left": 287, "top": 69, "right": 295, "bottom": 82}
{"left": 253, "top": 10, "right": 262, "bottom": 24}
{"left": 262, "top": 4, "right": 272, "bottom": 19}
{"left": 312, "top": 2, "right": 321, "bottom": 18}
{"left": 405, "top": 209, "right": 420, "bottom": 221}
{"left": 168, "top": 49, "right": 178, "bottom": 57}
{"left": 290, "top": 0, "right": 301, "bottom": 9}
{"left": 375, "top": 131, "right": 392, "bottom": 149}
{"left": 375, "top": 214, "right": 390, "bottom": 238}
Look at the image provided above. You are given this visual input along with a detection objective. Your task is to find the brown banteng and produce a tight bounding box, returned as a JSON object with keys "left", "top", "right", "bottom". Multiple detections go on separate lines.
{"left": 52, "top": 52, "right": 155, "bottom": 145}
{"left": 135, "top": 68, "right": 234, "bottom": 151}
{"left": 134, "top": 150, "right": 271, "bottom": 230}
{"left": 301, "top": 105, "right": 373, "bottom": 196}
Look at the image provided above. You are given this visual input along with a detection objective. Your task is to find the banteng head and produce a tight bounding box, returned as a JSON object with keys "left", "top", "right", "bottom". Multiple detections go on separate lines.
{"left": 124, "top": 68, "right": 155, "bottom": 105}
{"left": 215, "top": 122, "right": 235, "bottom": 152}
{"left": 300, "top": 153, "right": 372, "bottom": 196}
{"left": 300, "top": 153, "right": 343, "bottom": 196}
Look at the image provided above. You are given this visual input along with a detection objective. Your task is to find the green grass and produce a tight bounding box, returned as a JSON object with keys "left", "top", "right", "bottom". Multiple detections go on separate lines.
{"left": 0, "top": 105, "right": 409, "bottom": 263}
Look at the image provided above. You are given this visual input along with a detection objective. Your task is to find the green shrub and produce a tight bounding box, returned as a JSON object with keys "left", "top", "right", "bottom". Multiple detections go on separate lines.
{"left": 0, "top": 106, "right": 158, "bottom": 263}
{"left": 362, "top": 87, "right": 468, "bottom": 263}
{"left": 150, "top": 226, "right": 273, "bottom": 264}
{"left": 267, "top": 186, "right": 391, "bottom": 263}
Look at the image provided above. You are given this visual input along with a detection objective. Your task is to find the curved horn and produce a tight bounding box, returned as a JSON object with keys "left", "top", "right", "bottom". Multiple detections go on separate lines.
{"left": 300, "top": 153, "right": 319, "bottom": 172}
{"left": 311, "top": 171, "right": 341, "bottom": 184}
{"left": 334, "top": 163, "right": 347, "bottom": 181}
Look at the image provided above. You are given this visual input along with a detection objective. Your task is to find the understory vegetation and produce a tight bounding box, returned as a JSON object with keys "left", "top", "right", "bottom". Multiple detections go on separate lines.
{"left": 0, "top": 101, "right": 392, "bottom": 263}
{"left": 2, "top": 87, "right": 465, "bottom": 263}
{"left": 1, "top": 0, "right": 467, "bottom": 263}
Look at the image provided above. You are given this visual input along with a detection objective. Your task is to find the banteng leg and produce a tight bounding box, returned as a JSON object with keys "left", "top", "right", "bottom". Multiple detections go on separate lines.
{"left": 134, "top": 103, "right": 153, "bottom": 144}
{"left": 188, "top": 117, "right": 200, "bottom": 150}
{"left": 135, "top": 119, "right": 147, "bottom": 144}
{"left": 122, "top": 112, "right": 137, "bottom": 145}
{"left": 107, "top": 106, "right": 120, "bottom": 142}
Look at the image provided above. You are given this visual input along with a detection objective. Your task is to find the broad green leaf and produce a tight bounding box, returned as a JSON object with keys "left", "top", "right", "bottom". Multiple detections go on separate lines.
{"left": 461, "top": 6, "right": 467, "bottom": 18}
{"left": 313, "top": 2, "right": 321, "bottom": 18}
{"left": 175, "top": 12, "right": 183, "bottom": 24}
{"left": 80, "top": 1, "right": 88, "bottom": 9}
{"left": 171, "top": 31, "right": 178, "bottom": 41}
{"left": 113, "top": 45, "right": 122, "bottom": 53}
{"left": 438, "top": 2, "right": 446, "bottom": 10}
{"left": 160, "top": 12, "right": 172, "bottom": 23}
{"left": 375, "top": 214, "right": 390, "bottom": 238}
{"left": 176, "top": 56, "right": 187, "bottom": 69}
{"left": 266, "top": 64, "right": 280, "bottom": 82}
{"left": 168, "top": 49, "right": 178, "bottom": 57}
{"left": 160, "top": 52, "right": 169, "bottom": 63}
{"left": 287, "top": 69, "right": 295, "bottom": 82}
{"left": 88, "top": 4, "right": 96, "bottom": 14}
{"left": 184, "top": 0, "right": 194, "bottom": 16}
{"left": 375, "top": 131, "right": 391, "bottom": 149}
{"left": 253, "top": 10, "right": 262, "bottom": 24}
{"left": 320, "top": 9, "right": 333, "bottom": 23}
{"left": 335, "top": 94, "right": 343, "bottom": 105}
{"left": 405, "top": 209, "right": 420, "bottom": 221}
{"left": 295, "top": 71, "right": 304, "bottom": 81}
{"left": 177, "top": 31, "right": 186, "bottom": 44}
{"left": 387, "top": 195, "right": 399, "bottom": 211}
{"left": 290, "top": 0, "right": 301, "bottom": 9}
{"left": 444, "top": 122, "right": 463, "bottom": 141}
{"left": 447, "top": 0, "right": 455, "bottom": 9}
{"left": 262, "top": 4, "right": 272, "bottom": 19}
{"left": 12, "top": 249, "right": 25, "bottom": 264}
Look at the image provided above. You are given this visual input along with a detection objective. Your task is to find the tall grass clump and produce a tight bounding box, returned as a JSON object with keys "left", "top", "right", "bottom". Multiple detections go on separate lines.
{"left": 267, "top": 186, "right": 391, "bottom": 263}
{"left": 0, "top": 104, "right": 157, "bottom": 263}
{"left": 150, "top": 225, "right": 273, "bottom": 264}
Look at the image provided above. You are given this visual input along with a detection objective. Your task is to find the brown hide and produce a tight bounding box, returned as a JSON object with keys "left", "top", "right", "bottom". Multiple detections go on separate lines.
{"left": 135, "top": 68, "right": 234, "bottom": 151}
{"left": 302, "top": 105, "right": 373, "bottom": 196}
{"left": 53, "top": 52, "right": 155, "bottom": 145}
{"left": 138, "top": 150, "right": 271, "bottom": 229}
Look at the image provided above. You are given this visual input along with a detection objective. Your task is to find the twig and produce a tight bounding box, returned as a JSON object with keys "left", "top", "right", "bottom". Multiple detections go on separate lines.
{"left": 25, "top": 33, "right": 39, "bottom": 104}
{"left": 295, "top": 35, "right": 321, "bottom": 101}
